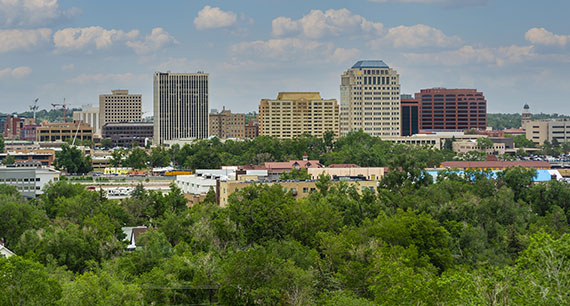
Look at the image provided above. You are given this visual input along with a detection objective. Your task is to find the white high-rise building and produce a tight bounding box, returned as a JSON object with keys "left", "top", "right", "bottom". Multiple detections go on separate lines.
{"left": 73, "top": 105, "right": 100, "bottom": 136}
{"left": 340, "top": 60, "right": 400, "bottom": 137}
{"left": 153, "top": 72, "right": 209, "bottom": 144}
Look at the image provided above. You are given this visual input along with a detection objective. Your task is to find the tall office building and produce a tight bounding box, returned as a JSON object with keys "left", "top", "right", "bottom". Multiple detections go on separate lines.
{"left": 340, "top": 60, "right": 401, "bottom": 137}
{"left": 99, "top": 90, "right": 142, "bottom": 132}
{"left": 153, "top": 72, "right": 209, "bottom": 144}
{"left": 416, "top": 88, "right": 486, "bottom": 131}
{"left": 259, "top": 92, "right": 339, "bottom": 139}
{"left": 400, "top": 95, "right": 419, "bottom": 136}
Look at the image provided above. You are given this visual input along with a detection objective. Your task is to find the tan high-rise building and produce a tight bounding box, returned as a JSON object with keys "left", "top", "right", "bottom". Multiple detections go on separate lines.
{"left": 153, "top": 72, "right": 209, "bottom": 144}
{"left": 209, "top": 108, "right": 245, "bottom": 139}
{"left": 258, "top": 92, "right": 339, "bottom": 139}
{"left": 340, "top": 60, "right": 400, "bottom": 137}
{"left": 99, "top": 90, "right": 142, "bottom": 132}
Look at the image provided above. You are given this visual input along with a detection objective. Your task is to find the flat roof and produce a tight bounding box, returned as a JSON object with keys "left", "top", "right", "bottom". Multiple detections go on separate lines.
{"left": 352, "top": 60, "right": 389, "bottom": 69}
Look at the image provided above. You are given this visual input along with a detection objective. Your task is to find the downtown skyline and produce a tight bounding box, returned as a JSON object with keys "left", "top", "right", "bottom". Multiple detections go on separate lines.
{"left": 0, "top": 0, "right": 569, "bottom": 115}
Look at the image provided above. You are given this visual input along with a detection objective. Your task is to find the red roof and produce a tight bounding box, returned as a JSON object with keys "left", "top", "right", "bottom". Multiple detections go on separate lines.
{"left": 264, "top": 160, "right": 323, "bottom": 171}
{"left": 440, "top": 160, "right": 550, "bottom": 169}
{"left": 503, "top": 128, "right": 526, "bottom": 134}
{"left": 328, "top": 163, "right": 361, "bottom": 168}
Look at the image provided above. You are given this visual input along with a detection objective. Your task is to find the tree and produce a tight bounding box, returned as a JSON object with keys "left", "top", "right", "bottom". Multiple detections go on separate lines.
{"left": 2, "top": 154, "right": 15, "bottom": 165}
{"left": 0, "top": 256, "right": 63, "bottom": 306}
{"left": 280, "top": 168, "right": 311, "bottom": 180}
{"left": 512, "top": 135, "right": 535, "bottom": 148}
{"left": 148, "top": 146, "right": 170, "bottom": 168}
{"left": 124, "top": 148, "right": 148, "bottom": 169}
{"left": 100, "top": 138, "right": 113, "bottom": 149}
{"left": 110, "top": 149, "right": 123, "bottom": 167}
{"left": 54, "top": 144, "right": 93, "bottom": 174}
{"left": 0, "top": 134, "right": 4, "bottom": 152}
{"left": 476, "top": 137, "right": 494, "bottom": 151}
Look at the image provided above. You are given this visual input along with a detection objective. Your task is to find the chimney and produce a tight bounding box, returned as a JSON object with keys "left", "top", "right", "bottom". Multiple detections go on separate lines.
{"left": 302, "top": 153, "right": 308, "bottom": 161}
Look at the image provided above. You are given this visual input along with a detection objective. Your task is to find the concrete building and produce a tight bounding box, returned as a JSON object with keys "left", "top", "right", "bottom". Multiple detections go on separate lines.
{"left": 401, "top": 96, "right": 419, "bottom": 136}
{"left": 153, "top": 72, "right": 209, "bottom": 144}
{"left": 245, "top": 119, "right": 259, "bottom": 139}
{"left": 73, "top": 105, "right": 101, "bottom": 136}
{"left": 102, "top": 122, "right": 153, "bottom": 148}
{"left": 523, "top": 118, "right": 570, "bottom": 146}
{"left": 0, "top": 149, "right": 55, "bottom": 166}
{"left": 0, "top": 166, "right": 60, "bottom": 198}
{"left": 36, "top": 121, "right": 93, "bottom": 143}
{"left": 209, "top": 108, "right": 245, "bottom": 139}
{"left": 308, "top": 167, "right": 386, "bottom": 181}
{"left": 259, "top": 92, "right": 339, "bottom": 139}
{"left": 452, "top": 140, "right": 506, "bottom": 155}
{"left": 99, "top": 90, "right": 142, "bottom": 132}
{"left": 217, "top": 178, "right": 378, "bottom": 207}
{"left": 340, "top": 60, "right": 401, "bottom": 137}
{"left": 416, "top": 88, "right": 487, "bottom": 131}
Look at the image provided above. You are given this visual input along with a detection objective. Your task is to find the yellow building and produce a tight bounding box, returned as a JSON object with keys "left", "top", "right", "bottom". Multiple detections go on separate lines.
{"left": 104, "top": 167, "right": 131, "bottom": 175}
{"left": 307, "top": 167, "right": 386, "bottom": 181}
{"left": 259, "top": 92, "right": 339, "bottom": 139}
{"left": 217, "top": 179, "right": 377, "bottom": 207}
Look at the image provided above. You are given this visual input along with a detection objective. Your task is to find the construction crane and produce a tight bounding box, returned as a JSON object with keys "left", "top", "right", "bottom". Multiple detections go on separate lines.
{"left": 29, "top": 98, "right": 39, "bottom": 123}
{"left": 51, "top": 98, "right": 69, "bottom": 122}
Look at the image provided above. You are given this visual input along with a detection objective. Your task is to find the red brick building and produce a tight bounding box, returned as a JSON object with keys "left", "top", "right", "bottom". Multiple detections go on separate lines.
{"left": 416, "top": 88, "right": 487, "bottom": 131}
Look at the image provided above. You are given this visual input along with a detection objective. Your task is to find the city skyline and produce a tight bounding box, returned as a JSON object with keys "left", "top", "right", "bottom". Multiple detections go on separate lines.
{"left": 0, "top": 0, "right": 569, "bottom": 115}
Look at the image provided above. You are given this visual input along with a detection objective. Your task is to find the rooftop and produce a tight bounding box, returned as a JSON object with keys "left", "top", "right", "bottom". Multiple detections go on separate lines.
{"left": 276, "top": 92, "right": 322, "bottom": 101}
{"left": 351, "top": 60, "right": 389, "bottom": 69}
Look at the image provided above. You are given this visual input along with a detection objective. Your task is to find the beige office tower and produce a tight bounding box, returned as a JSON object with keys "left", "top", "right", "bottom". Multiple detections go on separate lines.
{"left": 153, "top": 72, "right": 209, "bottom": 144}
{"left": 259, "top": 92, "right": 339, "bottom": 139}
{"left": 99, "top": 90, "right": 142, "bottom": 132}
{"left": 340, "top": 60, "right": 400, "bottom": 137}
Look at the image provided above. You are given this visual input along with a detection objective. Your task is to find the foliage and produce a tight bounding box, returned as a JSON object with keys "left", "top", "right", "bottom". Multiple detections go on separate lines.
{"left": 280, "top": 167, "right": 311, "bottom": 180}
{"left": 54, "top": 144, "right": 93, "bottom": 174}
{"left": 123, "top": 148, "right": 148, "bottom": 169}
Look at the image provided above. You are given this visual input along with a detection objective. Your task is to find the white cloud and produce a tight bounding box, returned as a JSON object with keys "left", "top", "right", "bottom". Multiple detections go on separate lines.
{"left": 0, "top": 28, "right": 51, "bottom": 52}
{"left": 0, "top": 66, "right": 32, "bottom": 78}
{"left": 368, "top": 0, "right": 489, "bottom": 7}
{"left": 525, "top": 27, "right": 569, "bottom": 47}
{"left": 126, "top": 27, "right": 177, "bottom": 55}
{"left": 53, "top": 26, "right": 139, "bottom": 51}
{"left": 61, "top": 63, "right": 74, "bottom": 71}
{"left": 231, "top": 38, "right": 331, "bottom": 60}
{"left": 330, "top": 48, "right": 360, "bottom": 63}
{"left": 68, "top": 72, "right": 145, "bottom": 84}
{"left": 272, "top": 9, "right": 383, "bottom": 39}
{"left": 0, "top": 0, "right": 79, "bottom": 27}
{"left": 404, "top": 45, "right": 535, "bottom": 67}
{"left": 194, "top": 5, "right": 237, "bottom": 30}
{"left": 370, "top": 24, "right": 462, "bottom": 48}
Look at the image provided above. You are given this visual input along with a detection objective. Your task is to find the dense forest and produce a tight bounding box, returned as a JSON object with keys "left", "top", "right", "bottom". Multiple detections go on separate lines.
{"left": 487, "top": 113, "right": 570, "bottom": 130}
{"left": 1, "top": 151, "right": 569, "bottom": 304}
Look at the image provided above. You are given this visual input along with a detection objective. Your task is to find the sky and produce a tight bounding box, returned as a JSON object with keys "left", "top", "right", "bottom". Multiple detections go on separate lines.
{"left": 1, "top": 0, "right": 569, "bottom": 116}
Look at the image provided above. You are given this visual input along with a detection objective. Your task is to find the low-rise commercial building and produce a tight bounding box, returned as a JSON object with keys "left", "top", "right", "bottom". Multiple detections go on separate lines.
{"left": 36, "top": 121, "right": 93, "bottom": 142}
{"left": 308, "top": 167, "right": 386, "bottom": 181}
{"left": 523, "top": 119, "right": 570, "bottom": 146}
{"left": 452, "top": 140, "right": 506, "bottom": 155}
{"left": 216, "top": 178, "right": 377, "bottom": 207}
{"left": 440, "top": 160, "right": 550, "bottom": 170}
{"left": 0, "top": 166, "right": 60, "bottom": 198}
{"left": 0, "top": 149, "right": 55, "bottom": 166}
{"left": 101, "top": 122, "right": 153, "bottom": 147}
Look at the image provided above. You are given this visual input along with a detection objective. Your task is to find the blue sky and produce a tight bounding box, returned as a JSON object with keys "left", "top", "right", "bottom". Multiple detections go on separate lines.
{"left": 1, "top": 0, "right": 569, "bottom": 115}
